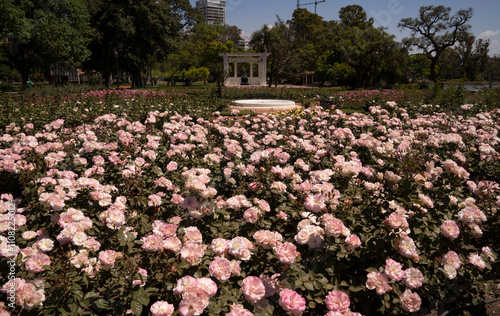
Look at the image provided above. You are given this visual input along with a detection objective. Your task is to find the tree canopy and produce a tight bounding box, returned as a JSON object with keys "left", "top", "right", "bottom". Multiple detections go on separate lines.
{"left": 251, "top": 18, "right": 298, "bottom": 86}
{"left": 84, "top": 0, "right": 198, "bottom": 87}
{"left": 0, "top": 0, "right": 92, "bottom": 85}
{"left": 399, "top": 5, "right": 473, "bottom": 82}
{"left": 0, "top": 2, "right": 494, "bottom": 88}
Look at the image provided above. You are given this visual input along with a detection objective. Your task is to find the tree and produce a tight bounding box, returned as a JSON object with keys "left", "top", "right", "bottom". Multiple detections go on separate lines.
{"left": 183, "top": 66, "right": 209, "bottom": 85}
{"left": 288, "top": 8, "right": 332, "bottom": 73}
{"left": 316, "top": 52, "right": 356, "bottom": 86}
{"left": 84, "top": 0, "right": 198, "bottom": 88}
{"left": 220, "top": 25, "right": 243, "bottom": 49}
{"left": 333, "top": 5, "right": 404, "bottom": 87}
{"left": 161, "top": 22, "right": 240, "bottom": 86}
{"left": 338, "top": 4, "right": 373, "bottom": 29}
{"left": 0, "top": 0, "right": 92, "bottom": 85}
{"left": 408, "top": 53, "right": 431, "bottom": 82}
{"left": 251, "top": 18, "right": 298, "bottom": 86}
{"left": 456, "top": 35, "right": 489, "bottom": 81}
{"left": 398, "top": 5, "right": 473, "bottom": 82}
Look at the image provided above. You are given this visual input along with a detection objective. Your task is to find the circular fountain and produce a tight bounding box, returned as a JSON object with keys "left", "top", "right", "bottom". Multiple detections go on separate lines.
{"left": 230, "top": 99, "right": 302, "bottom": 113}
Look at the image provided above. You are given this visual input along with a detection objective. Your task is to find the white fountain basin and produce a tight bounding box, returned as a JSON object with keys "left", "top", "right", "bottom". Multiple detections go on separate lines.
{"left": 231, "top": 99, "right": 302, "bottom": 113}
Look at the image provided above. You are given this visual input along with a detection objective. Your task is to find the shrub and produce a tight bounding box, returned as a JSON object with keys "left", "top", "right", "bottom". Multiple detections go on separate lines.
{"left": 0, "top": 91, "right": 498, "bottom": 316}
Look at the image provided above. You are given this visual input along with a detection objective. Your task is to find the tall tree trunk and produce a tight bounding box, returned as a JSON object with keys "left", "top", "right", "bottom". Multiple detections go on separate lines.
{"left": 21, "top": 69, "right": 29, "bottom": 88}
{"left": 430, "top": 56, "right": 438, "bottom": 82}
{"left": 355, "top": 69, "right": 364, "bottom": 88}
{"left": 133, "top": 69, "right": 143, "bottom": 88}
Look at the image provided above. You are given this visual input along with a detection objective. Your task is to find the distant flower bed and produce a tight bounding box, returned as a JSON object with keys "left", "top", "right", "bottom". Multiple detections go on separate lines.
{"left": 0, "top": 94, "right": 498, "bottom": 315}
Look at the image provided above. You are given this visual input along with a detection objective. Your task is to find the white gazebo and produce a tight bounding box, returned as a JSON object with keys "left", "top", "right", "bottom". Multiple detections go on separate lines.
{"left": 219, "top": 53, "right": 270, "bottom": 86}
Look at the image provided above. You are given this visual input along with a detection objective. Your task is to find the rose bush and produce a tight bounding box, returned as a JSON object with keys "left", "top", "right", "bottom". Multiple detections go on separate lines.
{"left": 0, "top": 89, "right": 499, "bottom": 315}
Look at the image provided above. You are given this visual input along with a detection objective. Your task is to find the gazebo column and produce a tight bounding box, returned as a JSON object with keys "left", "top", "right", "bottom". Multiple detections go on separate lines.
{"left": 219, "top": 53, "right": 270, "bottom": 86}
{"left": 259, "top": 57, "right": 267, "bottom": 86}
{"left": 223, "top": 56, "right": 229, "bottom": 79}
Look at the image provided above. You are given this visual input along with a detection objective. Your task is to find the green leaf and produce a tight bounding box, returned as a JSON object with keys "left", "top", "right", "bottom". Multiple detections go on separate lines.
{"left": 58, "top": 306, "right": 71, "bottom": 315}
{"left": 136, "top": 294, "right": 149, "bottom": 306}
{"left": 126, "top": 232, "right": 137, "bottom": 242}
{"left": 349, "top": 285, "right": 364, "bottom": 292}
{"left": 133, "top": 288, "right": 144, "bottom": 300}
{"left": 304, "top": 281, "right": 315, "bottom": 291}
{"left": 79, "top": 300, "right": 90, "bottom": 310}
{"left": 93, "top": 299, "right": 108, "bottom": 309}
{"left": 71, "top": 304, "right": 79, "bottom": 316}
{"left": 66, "top": 271, "right": 78, "bottom": 278}
{"left": 72, "top": 290, "right": 84, "bottom": 300}
{"left": 131, "top": 300, "right": 143, "bottom": 316}
{"left": 84, "top": 292, "right": 99, "bottom": 300}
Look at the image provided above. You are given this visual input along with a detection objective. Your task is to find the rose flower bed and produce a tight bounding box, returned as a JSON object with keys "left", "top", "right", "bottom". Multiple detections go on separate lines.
{"left": 0, "top": 92, "right": 499, "bottom": 315}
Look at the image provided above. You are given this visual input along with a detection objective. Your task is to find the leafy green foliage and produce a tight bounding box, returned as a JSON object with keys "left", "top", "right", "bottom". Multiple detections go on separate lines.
{"left": 1, "top": 0, "right": 92, "bottom": 85}
{"left": 399, "top": 5, "right": 474, "bottom": 82}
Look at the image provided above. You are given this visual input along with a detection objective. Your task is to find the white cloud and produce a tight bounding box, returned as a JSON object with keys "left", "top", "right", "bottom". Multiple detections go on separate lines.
{"left": 479, "top": 30, "right": 500, "bottom": 39}
{"left": 488, "top": 39, "right": 500, "bottom": 56}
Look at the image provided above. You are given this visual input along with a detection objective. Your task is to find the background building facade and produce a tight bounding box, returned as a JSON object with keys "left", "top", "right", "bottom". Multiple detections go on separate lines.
{"left": 196, "top": 0, "right": 226, "bottom": 24}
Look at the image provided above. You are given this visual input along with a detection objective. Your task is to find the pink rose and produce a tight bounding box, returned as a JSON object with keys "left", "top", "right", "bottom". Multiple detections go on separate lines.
{"left": 403, "top": 268, "right": 424, "bottom": 289}
{"left": 345, "top": 234, "right": 361, "bottom": 250}
{"left": 325, "top": 290, "right": 350, "bottom": 312}
{"left": 197, "top": 277, "right": 218, "bottom": 297}
{"left": 230, "top": 260, "right": 241, "bottom": 277}
{"left": 304, "top": 194, "right": 326, "bottom": 213}
{"left": 441, "top": 220, "right": 460, "bottom": 240}
{"left": 384, "top": 258, "right": 404, "bottom": 281}
{"left": 400, "top": 289, "right": 421, "bottom": 313}
{"left": 443, "top": 251, "right": 462, "bottom": 269}
{"left": 482, "top": 246, "right": 496, "bottom": 262}
{"left": 242, "top": 276, "right": 266, "bottom": 303}
{"left": 211, "top": 238, "right": 229, "bottom": 255}
{"left": 387, "top": 212, "right": 408, "bottom": 230}
{"left": 166, "top": 161, "right": 177, "bottom": 171}
{"left": 150, "top": 300, "right": 174, "bottom": 316}
{"left": 148, "top": 194, "right": 162, "bottom": 207}
{"left": 243, "top": 208, "right": 259, "bottom": 224}
{"left": 173, "top": 276, "right": 197, "bottom": 296}
{"left": 25, "top": 253, "right": 51, "bottom": 273}
{"left": 163, "top": 237, "right": 182, "bottom": 253}
{"left": 178, "top": 296, "right": 207, "bottom": 316}
{"left": 209, "top": 258, "right": 232, "bottom": 281}
{"left": 180, "top": 242, "right": 205, "bottom": 265}
{"left": 141, "top": 234, "right": 164, "bottom": 252}
{"left": 279, "top": 289, "right": 306, "bottom": 315}
{"left": 366, "top": 271, "right": 392, "bottom": 295}
{"left": 260, "top": 274, "right": 281, "bottom": 297}
{"left": 324, "top": 217, "right": 345, "bottom": 238}
{"left": 469, "top": 253, "right": 486, "bottom": 270}
{"left": 183, "top": 226, "right": 203, "bottom": 243}
{"left": 226, "top": 305, "right": 254, "bottom": 316}
{"left": 170, "top": 194, "right": 184, "bottom": 205}
{"left": 396, "top": 237, "right": 419, "bottom": 261}
{"left": 275, "top": 242, "right": 298, "bottom": 265}
{"left": 99, "top": 250, "right": 118, "bottom": 269}
{"left": 152, "top": 221, "right": 177, "bottom": 238}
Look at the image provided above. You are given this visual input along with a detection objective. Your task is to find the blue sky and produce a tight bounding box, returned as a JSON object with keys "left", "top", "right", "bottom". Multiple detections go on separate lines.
{"left": 190, "top": 0, "right": 500, "bottom": 55}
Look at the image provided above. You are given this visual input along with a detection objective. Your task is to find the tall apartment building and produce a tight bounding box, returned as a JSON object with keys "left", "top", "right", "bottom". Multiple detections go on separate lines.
{"left": 196, "top": 0, "right": 226, "bottom": 25}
